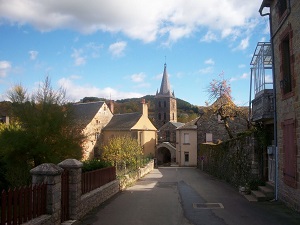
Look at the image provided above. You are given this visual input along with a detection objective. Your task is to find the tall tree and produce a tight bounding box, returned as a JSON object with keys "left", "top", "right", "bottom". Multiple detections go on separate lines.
{"left": 206, "top": 73, "right": 248, "bottom": 139}
{"left": 0, "top": 77, "right": 84, "bottom": 187}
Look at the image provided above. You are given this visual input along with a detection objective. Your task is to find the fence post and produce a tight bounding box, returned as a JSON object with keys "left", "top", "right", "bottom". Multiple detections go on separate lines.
{"left": 58, "top": 159, "right": 83, "bottom": 220}
{"left": 30, "top": 163, "right": 63, "bottom": 225}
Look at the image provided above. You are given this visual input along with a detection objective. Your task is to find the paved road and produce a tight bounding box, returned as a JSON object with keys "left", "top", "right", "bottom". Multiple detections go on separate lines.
{"left": 77, "top": 167, "right": 300, "bottom": 225}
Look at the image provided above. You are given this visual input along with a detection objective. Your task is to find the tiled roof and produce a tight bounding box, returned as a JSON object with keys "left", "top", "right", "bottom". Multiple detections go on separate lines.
{"left": 72, "top": 101, "right": 105, "bottom": 129}
{"left": 103, "top": 113, "right": 142, "bottom": 131}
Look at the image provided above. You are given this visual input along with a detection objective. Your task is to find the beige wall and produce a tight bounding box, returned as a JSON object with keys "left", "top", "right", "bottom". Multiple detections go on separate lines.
{"left": 82, "top": 103, "right": 113, "bottom": 160}
{"left": 102, "top": 129, "right": 156, "bottom": 157}
{"left": 176, "top": 129, "right": 197, "bottom": 166}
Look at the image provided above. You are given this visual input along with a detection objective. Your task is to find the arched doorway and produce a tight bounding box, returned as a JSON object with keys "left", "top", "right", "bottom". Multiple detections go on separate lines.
{"left": 157, "top": 147, "right": 171, "bottom": 165}
{"left": 156, "top": 142, "right": 176, "bottom": 166}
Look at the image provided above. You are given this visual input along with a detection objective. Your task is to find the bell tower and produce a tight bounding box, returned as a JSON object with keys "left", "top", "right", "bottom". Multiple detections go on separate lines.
{"left": 154, "top": 63, "right": 177, "bottom": 128}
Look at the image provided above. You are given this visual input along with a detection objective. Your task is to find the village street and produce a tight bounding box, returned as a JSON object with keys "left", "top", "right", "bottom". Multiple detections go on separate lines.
{"left": 77, "top": 167, "right": 300, "bottom": 225}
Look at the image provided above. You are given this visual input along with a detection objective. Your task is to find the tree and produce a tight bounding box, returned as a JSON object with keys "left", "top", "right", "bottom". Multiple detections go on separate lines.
{"left": 101, "top": 136, "right": 143, "bottom": 168}
{"left": 206, "top": 73, "right": 248, "bottom": 139}
{"left": 0, "top": 77, "right": 84, "bottom": 187}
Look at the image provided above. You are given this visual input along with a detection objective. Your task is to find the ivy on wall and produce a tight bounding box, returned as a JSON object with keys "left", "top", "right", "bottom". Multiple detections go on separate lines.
{"left": 198, "top": 133, "right": 255, "bottom": 188}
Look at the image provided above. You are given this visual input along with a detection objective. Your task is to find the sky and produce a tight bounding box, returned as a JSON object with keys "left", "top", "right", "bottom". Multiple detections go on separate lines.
{"left": 0, "top": 0, "right": 270, "bottom": 106}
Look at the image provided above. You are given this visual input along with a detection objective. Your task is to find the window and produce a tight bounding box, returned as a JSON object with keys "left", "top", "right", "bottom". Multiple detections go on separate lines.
{"left": 184, "top": 133, "right": 190, "bottom": 144}
{"left": 206, "top": 133, "right": 213, "bottom": 143}
{"left": 276, "top": 0, "right": 287, "bottom": 17}
{"left": 184, "top": 152, "right": 189, "bottom": 162}
{"left": 166, "top": 131, "right": 170, "bottom": 141}
{"left": 158, "top": 113, "right": 161, "bottom": 120}
{"left": 172, "top": 113, "right": 174, "bottom": 121}
{"left": 164, "top": 113, "right": 166, "bottom": 120}
{"left": 217, "top": 115, "right": 224, "bottom": 123}
{"left": 159, "top": 101, "right": 161, "bottom": 107}
{"left": 164, "top": 101, "right": 166, "bottom": 107}
{"left": 282, "top": 119, "right": 297, "bottom": 188}
{"left": 280, "top": 36, "right": 292, "bottom": 94}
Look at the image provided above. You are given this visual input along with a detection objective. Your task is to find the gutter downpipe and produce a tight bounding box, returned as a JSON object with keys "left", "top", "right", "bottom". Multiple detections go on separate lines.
{"left": 259, "top": 5, "right": 278, "bottom": 201}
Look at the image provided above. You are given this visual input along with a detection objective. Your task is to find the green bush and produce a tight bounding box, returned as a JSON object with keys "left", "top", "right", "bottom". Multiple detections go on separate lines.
{"left": 82, "top": 159, "right": 112, "bottom": 172}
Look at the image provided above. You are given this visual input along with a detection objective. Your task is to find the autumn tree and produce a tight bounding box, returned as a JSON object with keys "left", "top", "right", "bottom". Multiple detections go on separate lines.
{"left": 101, "top": 136, "right": 143, "bottom": 169}
{"left": 0, "top": 77, "right": 84, "bottom": 187}
{"left": 206, "top": 73, "right": 248, "bottom": 139}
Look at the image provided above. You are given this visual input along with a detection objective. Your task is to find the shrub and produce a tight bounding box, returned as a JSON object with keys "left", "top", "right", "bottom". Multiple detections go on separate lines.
{"left": 82, "top": 159, "right": 111, "bottom": 172}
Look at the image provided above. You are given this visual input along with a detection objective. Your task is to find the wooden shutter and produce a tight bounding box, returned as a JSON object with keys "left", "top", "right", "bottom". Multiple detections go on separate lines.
{"left": 282, "top": 119, "right": 297, "bottom": 188}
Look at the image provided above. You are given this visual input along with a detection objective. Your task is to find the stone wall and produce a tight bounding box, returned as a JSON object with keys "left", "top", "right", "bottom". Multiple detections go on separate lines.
{"left": 119, "top": 160, "right": 154, "bottom": 190}
{"left": 21, "top": 159, "right": 154, "bottom": 225}
{"left": 268, "top": 0, "right": 300, "bottom": 212}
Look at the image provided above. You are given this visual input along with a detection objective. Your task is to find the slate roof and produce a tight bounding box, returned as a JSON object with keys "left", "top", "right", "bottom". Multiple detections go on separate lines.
{"left": 72, "top": 101, "right": 105, "bottom": 129}
{"left": 156, "top": 63, "right": 175, "bottom": 98}
{"left": 177, "top": 117, "right": 199, "bottom": 130}
{"left": 102, "top": 113, "right": 142, "bottom": 131}
{"left": 158, "top": 121, "right": 184, "bottom": 131}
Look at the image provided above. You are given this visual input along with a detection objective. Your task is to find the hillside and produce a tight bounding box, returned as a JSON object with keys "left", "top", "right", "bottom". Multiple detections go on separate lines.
{"left": 81, "top": 95, "right": 200, "bottom": 123}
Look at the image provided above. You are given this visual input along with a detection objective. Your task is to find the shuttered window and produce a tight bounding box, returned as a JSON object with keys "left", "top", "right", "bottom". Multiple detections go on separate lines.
{"left": 282, "top": 119, "right": 297, "bottom": 188}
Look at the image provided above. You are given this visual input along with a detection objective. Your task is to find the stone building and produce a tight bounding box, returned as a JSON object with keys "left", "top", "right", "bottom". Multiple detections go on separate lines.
{"left": 154, "top": 63, "right": 177, "bottom": 129}
{"left": 156, "top": 121, "right": 184, "bottom": 165}
{"left": 73, "top": 101, "right": 113, "bottom": 160}
{"left": 259, "top": 0, "right": 300, "bottom": 211}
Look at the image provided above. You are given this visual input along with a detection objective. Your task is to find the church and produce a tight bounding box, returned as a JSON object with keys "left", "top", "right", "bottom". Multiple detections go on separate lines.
{"left": 154, "top": 63, "right": 177, "bottom": 129}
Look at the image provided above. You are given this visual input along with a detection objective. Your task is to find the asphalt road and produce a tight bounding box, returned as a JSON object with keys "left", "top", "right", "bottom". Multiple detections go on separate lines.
{"left": 77, "top": 167, "right": 300, "bottom": 225}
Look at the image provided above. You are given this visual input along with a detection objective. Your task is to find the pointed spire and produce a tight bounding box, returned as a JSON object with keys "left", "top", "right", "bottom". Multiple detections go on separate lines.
{"left": 158, "top": 63, "right": 171, "bottom": 96}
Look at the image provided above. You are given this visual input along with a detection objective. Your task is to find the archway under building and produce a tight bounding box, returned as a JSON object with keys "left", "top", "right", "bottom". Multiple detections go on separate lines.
{"left": 156, "top": 142, "right": 176, "bottom": 166}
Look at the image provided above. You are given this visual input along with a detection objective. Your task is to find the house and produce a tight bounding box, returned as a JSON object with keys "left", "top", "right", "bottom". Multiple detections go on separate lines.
{"left": 259, "top": 0, "right": 300, "bottom": 211}
{"left": 102, "top": 100, "right": 157, "bottom": 157}
{"left": 72, "top": 101, "right": 113, "bottom": 160}
{"left": 249, "top": 42, "right": 275, "bottom": 184}
{"left": 196, "top": 96, "right": 248, "bottom": 145}
{"left": 156, "top": 121, "right": 184, "bottom": 165}
{"left": 176, "top": 118, "right": 198, "bottom": 166}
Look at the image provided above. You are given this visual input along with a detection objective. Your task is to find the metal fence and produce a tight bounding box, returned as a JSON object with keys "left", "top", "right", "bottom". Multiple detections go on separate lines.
{"left": 81, "top": 167, "right": 116, "bottom": 195}
{"left": 1, "top": 183, "right": 47, "bottom": 225}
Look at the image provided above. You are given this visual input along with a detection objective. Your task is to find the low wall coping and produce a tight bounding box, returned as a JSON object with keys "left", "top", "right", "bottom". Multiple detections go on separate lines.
{"left": 30, "top": 163, "right": 63, "bottom": 175}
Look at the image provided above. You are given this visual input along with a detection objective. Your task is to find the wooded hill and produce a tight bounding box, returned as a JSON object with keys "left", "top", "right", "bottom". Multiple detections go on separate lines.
{"left": 0, "top": 96, "right": 201, "bottom": 124}
{"left": 81, "top": 95, "right": 200, "bottom": 123}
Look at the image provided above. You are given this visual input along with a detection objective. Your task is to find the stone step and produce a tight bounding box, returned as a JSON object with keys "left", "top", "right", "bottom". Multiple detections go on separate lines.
{"left": 244, "top": 194, "right": 258, "bottom": 202}
{"left": 266, "top": 181, "right": 275, "bottom": 190}
{"left": 251, "top": 190, "right": 267, "bottom": 202}
{"left": 258, "top": 185, "right": 274, "bottom": 200}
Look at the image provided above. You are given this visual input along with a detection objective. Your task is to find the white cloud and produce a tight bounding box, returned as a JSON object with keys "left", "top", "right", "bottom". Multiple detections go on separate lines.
{"left": 131, "top": 73, "right": 146, "bottom": 83}
{"left": 0, "top": 0, "right": 262, "bottom": 43}
{"left": 71, "top": 49, "right": 86, "bottom": 66}
{"left": 29, "top": 50, "right": 38, "bottom": 60}
{"left": 58, "top": 77, "right": 143, "bottom": 101}
{"left": 201, "top": 31, "right": 218, "bottom": 42}
{"left": 0, "top": 60, "right": 12, "bottom": 77}
{"left": 236, "top": 37, "right": 250, "bottom": 50}
{"left": 109, "top": 41, "right": 127, "bottom": 57}
{"left": 204, "top": 59, "right": 215, "bottom": 65}
{"left": 199, "top": 66, "right": 213, "bottom": 74}
{"left": 230, "top": 72, "right": 249, "bottom": 82}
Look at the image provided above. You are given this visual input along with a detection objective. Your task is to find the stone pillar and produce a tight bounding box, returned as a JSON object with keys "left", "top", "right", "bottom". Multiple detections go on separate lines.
{"left": 30, "top": 163, "right": 63, "bottom": 225}
{"left": 58, "top": 159, "right": 83, "bottom": 220}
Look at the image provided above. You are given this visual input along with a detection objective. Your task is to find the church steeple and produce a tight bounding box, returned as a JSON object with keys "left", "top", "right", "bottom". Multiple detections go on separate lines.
{"left": 154, "top": 63, "right": 177, "bottom": 128}
{"left": 159, "top": 63, "right": 171, "bottom": 96}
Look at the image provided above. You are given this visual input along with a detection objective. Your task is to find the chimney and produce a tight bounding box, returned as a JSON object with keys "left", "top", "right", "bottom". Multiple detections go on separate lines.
{"left": 141, "top": 99, "right": 148, "bottom": 118}
{"left": 107, "top": 100, "right": 114, "bottom": 114}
